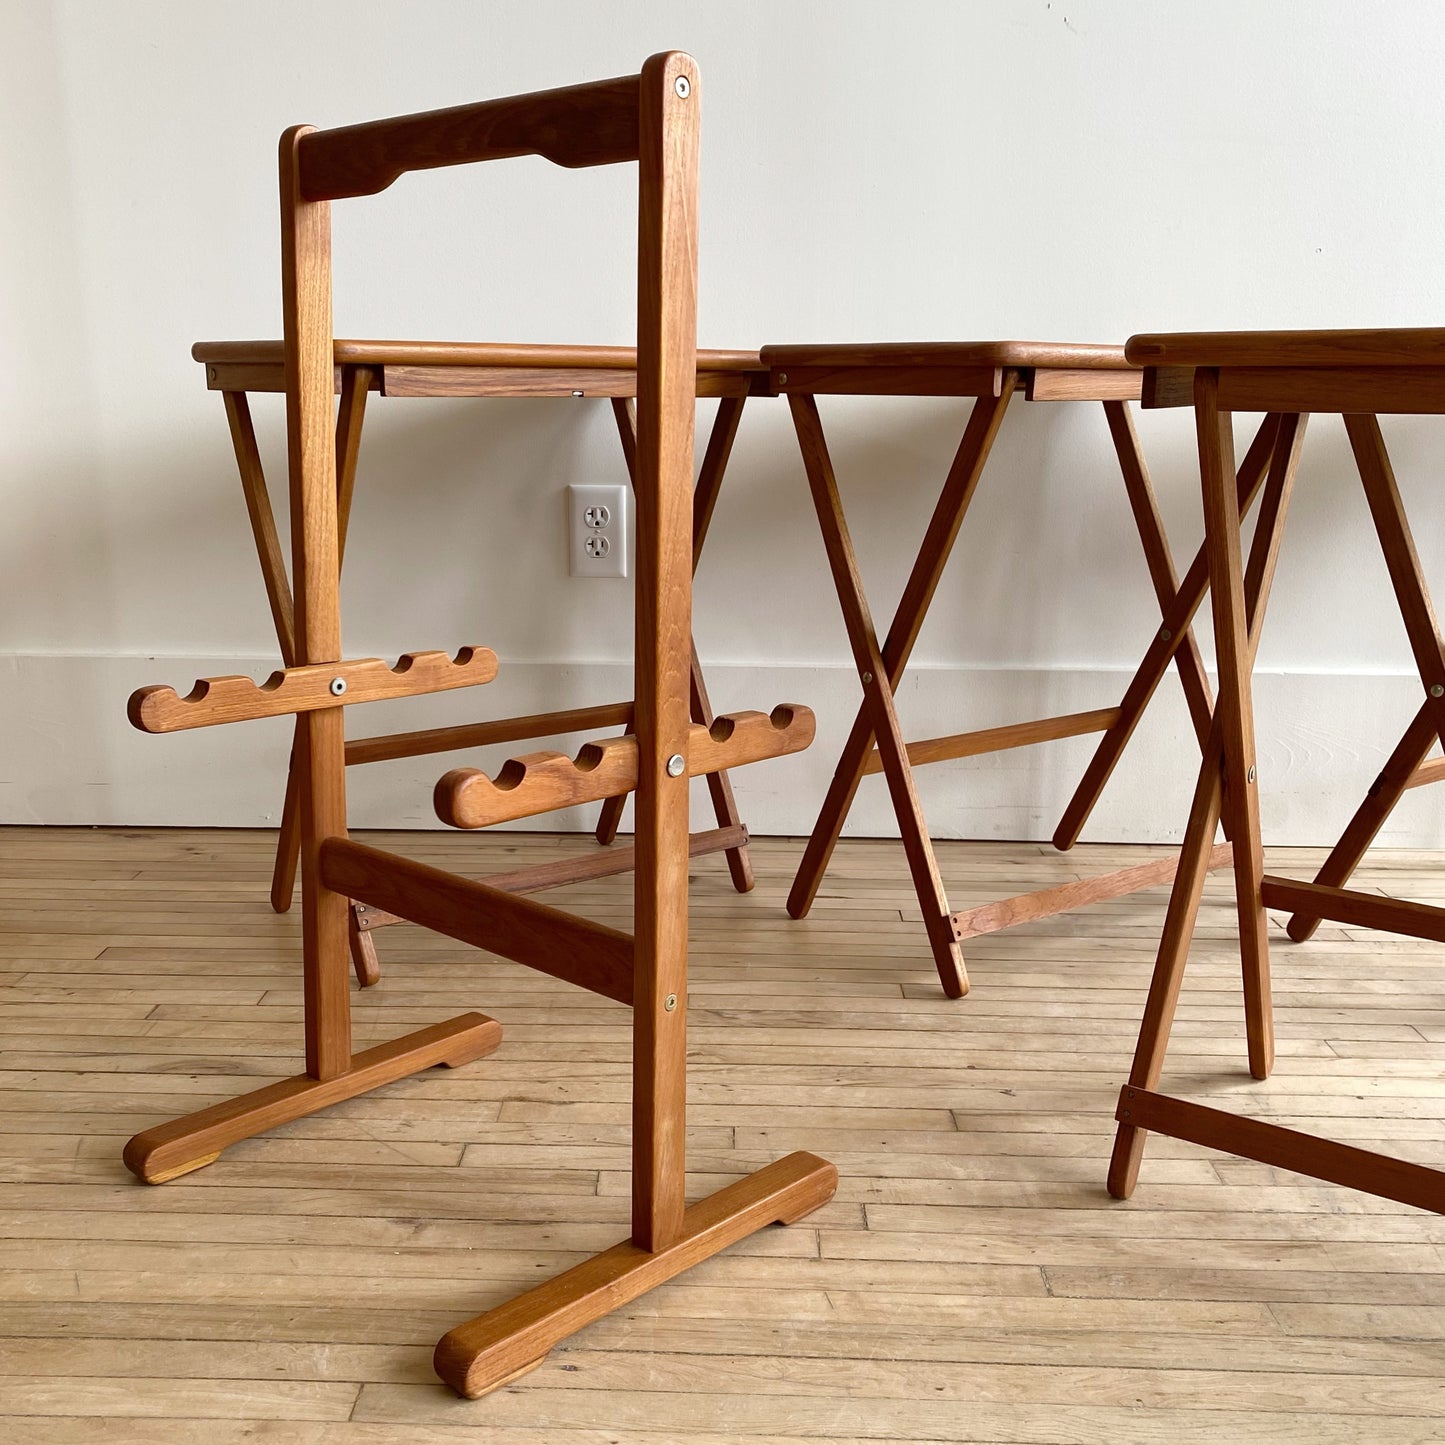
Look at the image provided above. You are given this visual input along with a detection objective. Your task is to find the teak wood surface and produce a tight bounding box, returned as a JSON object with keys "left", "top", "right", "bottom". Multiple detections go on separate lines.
{"left": 1112, "top": 331, "right": 1445, "bottom": 1219}
{"left": 199, "top": 342, "right": 767, "bottom": 984}
{"left": 765, "top": 345, "right": 1229, "bottom": 998}
{"left": 127, "top": 53, "right": 834, "bottom": 1402}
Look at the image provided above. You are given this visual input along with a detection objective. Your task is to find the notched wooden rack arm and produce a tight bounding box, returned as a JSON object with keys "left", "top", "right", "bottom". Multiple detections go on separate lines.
{"left": 436, "top": 704, "right": 815, "bottom": 829}
{"left": 129, "top": 647, "right": 498, "bottom": 733}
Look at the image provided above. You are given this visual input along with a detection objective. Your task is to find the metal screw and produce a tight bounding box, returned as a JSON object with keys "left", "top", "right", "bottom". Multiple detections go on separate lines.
{"left": 1246, "top": 765, "right": 1256, "bottom": 783}
{"left": 1121, "top": 1109, "right": 1131, "bottom": 1120}
{"left": 1432, "top": 684, "right": 1443, "bottom": 699}
{"left": 329, "top": 677, "right": 347, "bottom": 696}
{"left": 1159, "top": 627, "right": 1172, "bottom": 642}
{"left": 674, "top": 76, "right": 690, "bottom": 98}
{"left": 861, "top": 671, "right": 873, "bottom": 685}
{"left": 664, "top": 993, "right": 678, "bottom": 1011}
{"left": 666, "top": 753, "right": 685, "bottom": 778}
{"left": 777, "top": 372, "right": 788, "bottom": 385}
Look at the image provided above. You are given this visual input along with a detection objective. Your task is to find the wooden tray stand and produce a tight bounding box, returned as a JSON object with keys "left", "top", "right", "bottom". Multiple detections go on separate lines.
{"left": 123, "top": 53, "right": 836, "bottom": 1400}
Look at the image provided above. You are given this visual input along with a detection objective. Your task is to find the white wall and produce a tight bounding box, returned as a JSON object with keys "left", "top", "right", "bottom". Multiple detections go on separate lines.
{"left": 4, "top": 0, "right": 1445, "bottom": 845}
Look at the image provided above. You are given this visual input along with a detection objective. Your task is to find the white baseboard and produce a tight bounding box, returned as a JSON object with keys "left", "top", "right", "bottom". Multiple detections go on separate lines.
{"left": 2, "top": 652, "right": 1442, "bottom": 847}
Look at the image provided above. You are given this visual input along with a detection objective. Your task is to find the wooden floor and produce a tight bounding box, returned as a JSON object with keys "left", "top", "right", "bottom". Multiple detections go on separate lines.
{"left": 2, "top": 826, "right": 1444, "bottom": 1442}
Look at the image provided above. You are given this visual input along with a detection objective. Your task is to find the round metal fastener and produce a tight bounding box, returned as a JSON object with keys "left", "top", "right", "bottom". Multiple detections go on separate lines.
{"left": 571, "top": 390, "right": 584, "bottom": 398}
{"left": 1432, "top": 684, "right": 1444, "bottom": 698}
{"left": 666, "top": 753, "right": 685, "bottom": 778}
{"left": 1159, "top": 627, "right": 1172, "bottom": 642}
{"left": 861, "top": 671, "right": 873, "bottom": 685}
{"left": 1246, "top": 765, "right": 1256, "bottom": 784}
{"left": 674, "top": 75, "right": 690, "bottom": 98}
{"left": 329, "top": 677, "right": 347, "bottom": 697}
{"left": 664, "top": 993, "right": 678, "bottom": 1011}
{"left": 777, "top": 372, "right": 788, "bottom": 385}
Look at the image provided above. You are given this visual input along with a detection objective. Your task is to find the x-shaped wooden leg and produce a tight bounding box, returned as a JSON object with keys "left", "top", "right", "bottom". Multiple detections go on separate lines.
{"left": 1054, "top": 414, "right": 1283, "bottom": 848}
{"left": 1109, "top": 399, "right": 1307, "bottom": 1198}
{"left": 785, "top": 382, "right": 1018, "bottom": 997}
{"left": 1285, "top": 414, "right": 1445, "bottom": 939}
{"left": 594, "top": 395, "right": 756, "bottom": 893}
{"left": 223, "top": 365, "right": 378, "bottom": 985}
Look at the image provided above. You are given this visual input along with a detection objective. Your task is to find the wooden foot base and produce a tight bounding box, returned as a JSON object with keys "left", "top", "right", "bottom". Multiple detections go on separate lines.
{"left": 433, "top": 1150, "right": 838, "bottom": 1399}
{"left": 123, "top": 1012, "right": 502, "bottom": 1184}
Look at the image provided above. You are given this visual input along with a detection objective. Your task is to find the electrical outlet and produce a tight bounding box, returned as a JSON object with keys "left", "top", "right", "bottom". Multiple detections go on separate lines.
{"left": 567, "top": 483, "right": 628, "bottom": 578}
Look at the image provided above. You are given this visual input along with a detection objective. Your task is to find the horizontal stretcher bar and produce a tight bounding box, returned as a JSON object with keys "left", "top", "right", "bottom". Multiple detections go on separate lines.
{"left": 1259, "top": 874, "right": 1445, "bottom": 943}
{"left": 354, "top": 824, "right": 748, "bottom": 932}
{"left": 436, "top": 704, "right": 814, "bottom": 830}
{"left": 130, "top": 647, "right": 498, "bottom": 732}
{"left": 1116, "top": 1086, "right": 1445, "bottom": 1214}
{"left": 346, "top": 700, "right": 635, "bottom": 766}
{"left": 951, "top": 843, "right": 1233, "bottom": 941}
{"left": 319, "top": 838, "right": 635, "bottom": 1005}
{"left": 862, "top": 706, "right": 1120, "bottom": 776}
{"left": 1406, "top": 755, "right": 1445, "bottom": 791}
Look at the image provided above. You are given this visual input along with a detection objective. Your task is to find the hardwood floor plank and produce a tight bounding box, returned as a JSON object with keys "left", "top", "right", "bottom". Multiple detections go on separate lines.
{"left": 2, "top": 826, "right": 1443, "bottom": 1442}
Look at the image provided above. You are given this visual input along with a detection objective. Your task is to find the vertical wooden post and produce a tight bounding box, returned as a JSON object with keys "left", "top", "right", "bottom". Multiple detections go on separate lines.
{"left": 630, "top": 53, "right": 700, "bottom": 1252}
{"left": 280, "top": 126, "right": 352, "bottom": 1081}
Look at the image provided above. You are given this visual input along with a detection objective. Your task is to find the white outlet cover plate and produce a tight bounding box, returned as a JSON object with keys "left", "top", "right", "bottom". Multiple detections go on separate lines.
{"left": 567, "top": 483, "right": 628, "bottom": 578}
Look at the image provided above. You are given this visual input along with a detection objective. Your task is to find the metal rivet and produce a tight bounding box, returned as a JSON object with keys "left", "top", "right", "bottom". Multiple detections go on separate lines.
{"left": 1159, "top": 627, "right": 1172, "bottom": 642}
{"left": 666, "top": 753, "right": 685, "bottom": 778}
{"left": 1432, "top": 684, "right": 1443, "bottom": 699}
{"left": 329, "top": 677, "right": 347, "bottom": 696}
{"left": 861, "top": 671, "right": 873, "bottom": 685}
{"left": 674, "top": 75, "right": 690, "bottom": 98}
{"left": 1246, "top": 765, "right": 1256, "bottom": 784}
{"left": 664, "top": 993, "right": 678, "bottom": 1011}
{"left": 777, "top": 371, "right": 788, "bottom": 385}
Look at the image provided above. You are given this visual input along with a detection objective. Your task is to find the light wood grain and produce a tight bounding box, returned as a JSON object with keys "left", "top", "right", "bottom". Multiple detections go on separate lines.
{"left": 4, "top": 826, "right": 1445, "bottom": 1438}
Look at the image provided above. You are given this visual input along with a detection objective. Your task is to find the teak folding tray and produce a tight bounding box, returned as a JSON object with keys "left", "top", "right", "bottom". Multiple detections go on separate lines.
{"left": 191, "top": 338, "right": 772, "bottom": 988}
{"left": 763, "top": 343, "right": 1274, "bottom": 998}
{"left": 1111, "top": 327, "right": 1445, "bottom": 1216}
